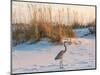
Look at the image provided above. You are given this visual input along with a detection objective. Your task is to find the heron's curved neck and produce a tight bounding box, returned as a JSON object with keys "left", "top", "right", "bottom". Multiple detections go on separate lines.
{"left": 64, "top": 42, "right": 67, "bottom": 52}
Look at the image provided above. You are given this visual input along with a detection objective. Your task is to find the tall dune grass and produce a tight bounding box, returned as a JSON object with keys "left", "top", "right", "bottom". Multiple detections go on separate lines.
{"left": 12, "top": 5, "right": 77, "bottom": 45}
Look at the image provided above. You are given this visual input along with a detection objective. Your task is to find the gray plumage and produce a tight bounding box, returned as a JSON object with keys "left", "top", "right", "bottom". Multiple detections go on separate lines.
{"left": 55, "top": 41, "right": 67, "bottom": 60}
{"left": 55, "top": 41, "right": 68, "bottom": 69}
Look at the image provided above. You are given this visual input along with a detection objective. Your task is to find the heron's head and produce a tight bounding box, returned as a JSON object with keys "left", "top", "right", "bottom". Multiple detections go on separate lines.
{"left": 63, "top": 40, "right": 71, "bottom": 46}
{"left": 64, "top": 41, "right": 68, "bottom": 47}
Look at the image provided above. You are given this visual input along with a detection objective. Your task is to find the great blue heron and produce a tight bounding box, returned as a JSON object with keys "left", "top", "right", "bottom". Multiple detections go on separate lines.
{"left": 55, "top": 41, "right": 70, "bottom": 69}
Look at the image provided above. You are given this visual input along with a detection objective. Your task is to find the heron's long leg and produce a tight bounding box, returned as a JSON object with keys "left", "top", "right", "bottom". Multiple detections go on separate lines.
{"left": 60, "top": 58, "right": 63, "bottom": 69}
{"left": 59, "top": 59, "right": 61, "bottom": 69}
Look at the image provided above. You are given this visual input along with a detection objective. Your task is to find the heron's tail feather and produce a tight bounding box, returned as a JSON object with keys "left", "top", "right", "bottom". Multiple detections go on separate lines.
{"left": 55, "top": 57, "right": 58, "bottom": 60}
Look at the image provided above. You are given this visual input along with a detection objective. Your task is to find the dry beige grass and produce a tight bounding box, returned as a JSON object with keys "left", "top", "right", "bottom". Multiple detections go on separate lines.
{"left": 12, "top": 5, "right": 76, "bottom": 45}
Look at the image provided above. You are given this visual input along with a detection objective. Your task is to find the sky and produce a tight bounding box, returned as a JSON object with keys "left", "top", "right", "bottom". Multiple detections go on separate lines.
{"left": 12, "top": 1, "right": 96, "bottom": 25}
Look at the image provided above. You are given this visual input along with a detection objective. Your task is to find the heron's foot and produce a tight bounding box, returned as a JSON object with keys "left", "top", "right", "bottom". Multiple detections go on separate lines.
{"left": 60, "top": 66, "right": 64, "bottom": 69}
